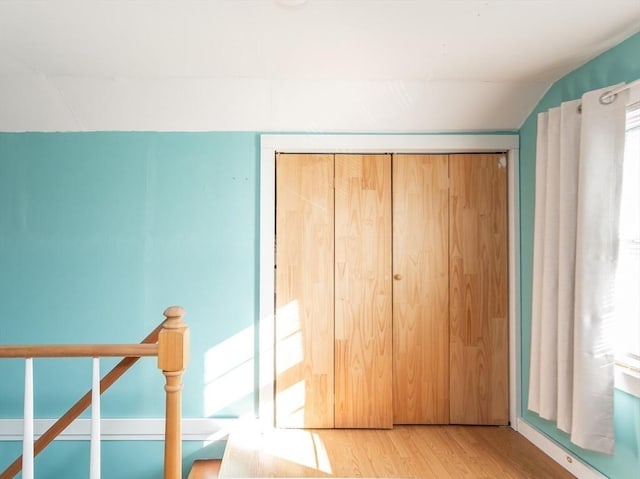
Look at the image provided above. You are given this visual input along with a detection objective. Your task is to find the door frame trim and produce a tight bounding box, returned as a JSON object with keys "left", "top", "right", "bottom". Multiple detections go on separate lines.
{"left": 258, "top": 134, "right": 520, "bottom": 429}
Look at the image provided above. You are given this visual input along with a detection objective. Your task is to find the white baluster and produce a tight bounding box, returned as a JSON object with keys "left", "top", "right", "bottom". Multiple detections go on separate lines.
{"left": 90, "top": 357, "right": 101, "bottom": 479}
{"left": 23, "top": 357, "right": 34, "bottom": 479}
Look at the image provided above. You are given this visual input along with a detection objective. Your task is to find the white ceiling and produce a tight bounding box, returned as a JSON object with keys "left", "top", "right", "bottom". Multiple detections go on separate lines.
{"left": 1, "top": 0, "right": 639, "bottom": 132}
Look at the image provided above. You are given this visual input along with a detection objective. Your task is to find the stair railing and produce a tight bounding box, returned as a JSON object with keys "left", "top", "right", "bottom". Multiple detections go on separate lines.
{"left": 0, "top": 306, "right": 189, "bottom": 479}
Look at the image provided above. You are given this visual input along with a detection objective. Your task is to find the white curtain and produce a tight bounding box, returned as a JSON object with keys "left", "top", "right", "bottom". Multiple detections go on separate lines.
{"left": 528, "top": 84, "right": 627, "bottom": 454}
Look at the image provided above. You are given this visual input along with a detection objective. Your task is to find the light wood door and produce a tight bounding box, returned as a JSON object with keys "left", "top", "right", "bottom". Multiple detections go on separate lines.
{"left": 449, "top": 153, "right": 508, "bottom": 425}
{"left": 334, "top": 154, "right": 393, "bottom": 428}
{"left": 275, "top": 153, "right": 335, "bottom": 428}
{"left": 392, "top": 154, "right": 450, "bottom": 424}
{"left": 275, "top": 152, "right": 508, "bottom": 429}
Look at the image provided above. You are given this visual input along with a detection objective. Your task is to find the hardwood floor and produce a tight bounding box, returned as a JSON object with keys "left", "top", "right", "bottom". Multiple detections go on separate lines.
{"left": 219, "top": 426, "right": 575, "bottom": 478}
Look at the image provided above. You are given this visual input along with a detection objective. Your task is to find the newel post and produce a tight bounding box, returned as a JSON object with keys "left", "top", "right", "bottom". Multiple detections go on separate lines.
{"left": 158, "top": 306, "right": 189, "bottom": 479}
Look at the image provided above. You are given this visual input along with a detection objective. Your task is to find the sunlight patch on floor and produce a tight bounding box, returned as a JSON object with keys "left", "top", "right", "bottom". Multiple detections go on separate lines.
{"left": 262, "top": 429, "right": 333, "bottom": 475}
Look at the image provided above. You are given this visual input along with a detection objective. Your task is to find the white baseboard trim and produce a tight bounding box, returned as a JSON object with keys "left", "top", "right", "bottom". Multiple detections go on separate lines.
{"left": 516, "top": 418, "right": 606, "bottom": 479}
{"left": 0, "top": 418, "right": 241, "bottom": 441}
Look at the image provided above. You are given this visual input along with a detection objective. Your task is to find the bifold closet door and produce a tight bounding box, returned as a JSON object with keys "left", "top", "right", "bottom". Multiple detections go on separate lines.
{"left": 392, "top": 154, "right": 450, "bottom": 424}
{"left": 449, "top": 153, "right": 508, "bottom": 425}
{"left": 275, "top": 152, "right": 506, "bottom": 429}
{"left": 275, "top": 153, "right": 392, "bottom": 429}
{"left": 334, "top": 154, "right": 393, "bottom": 428}
{"left": 275, "top": 153, "right": 335, "bottom": 428}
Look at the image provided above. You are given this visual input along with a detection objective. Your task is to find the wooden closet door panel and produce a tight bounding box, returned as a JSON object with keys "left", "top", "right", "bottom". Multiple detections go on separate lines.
{"left": 393, "top": 154, "right": 450, "bottom": 424}
{"left": 449, "top": 153, "right": 508, "bottom": 425}
{"left": 275, "top": 153, "right": 335, "bottom": 428}
{"left": 334, "top": 154, "right": 393, "bottom": 428}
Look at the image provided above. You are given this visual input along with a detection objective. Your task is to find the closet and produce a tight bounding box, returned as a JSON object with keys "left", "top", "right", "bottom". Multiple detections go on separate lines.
{"left": 274, "top": 152, "right": 507, "bottom": 429}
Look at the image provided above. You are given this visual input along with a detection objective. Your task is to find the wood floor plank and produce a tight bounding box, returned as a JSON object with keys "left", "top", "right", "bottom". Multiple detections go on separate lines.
{"left": 218, "top": 426, "right": 575, "bottom": 478}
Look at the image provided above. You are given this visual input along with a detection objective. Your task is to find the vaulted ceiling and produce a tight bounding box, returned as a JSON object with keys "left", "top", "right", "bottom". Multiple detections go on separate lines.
{"left": 1, "top": 0, "right": 639, "bottom": 132}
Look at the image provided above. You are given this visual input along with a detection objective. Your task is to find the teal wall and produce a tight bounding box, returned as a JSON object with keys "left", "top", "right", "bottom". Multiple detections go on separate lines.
{"left": 519, "top": 32, "right": 640, "bottom": 479}
{"left": 0, "top": 132, "right": 258, "bottom": 477}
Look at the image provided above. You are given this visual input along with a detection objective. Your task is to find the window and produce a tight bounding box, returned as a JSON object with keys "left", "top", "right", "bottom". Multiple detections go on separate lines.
{"left": 615, "top": 101, "right": 640, "bottom": 389}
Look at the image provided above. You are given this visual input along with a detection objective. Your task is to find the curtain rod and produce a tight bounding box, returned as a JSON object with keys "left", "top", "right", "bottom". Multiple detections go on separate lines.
{"left": 576, "top": 78, "right": 640, "bottom": 113}
{"left": 600, "top": 78, "right": 640, "bottom": 104}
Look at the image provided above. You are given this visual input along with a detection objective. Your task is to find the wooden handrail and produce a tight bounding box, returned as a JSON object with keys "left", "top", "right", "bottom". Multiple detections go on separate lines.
{"left": 0, "top": 344, "right": 158, "bottom": 358}
{"left": 0, "top": 311, "right": 172, "bottom": 479}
